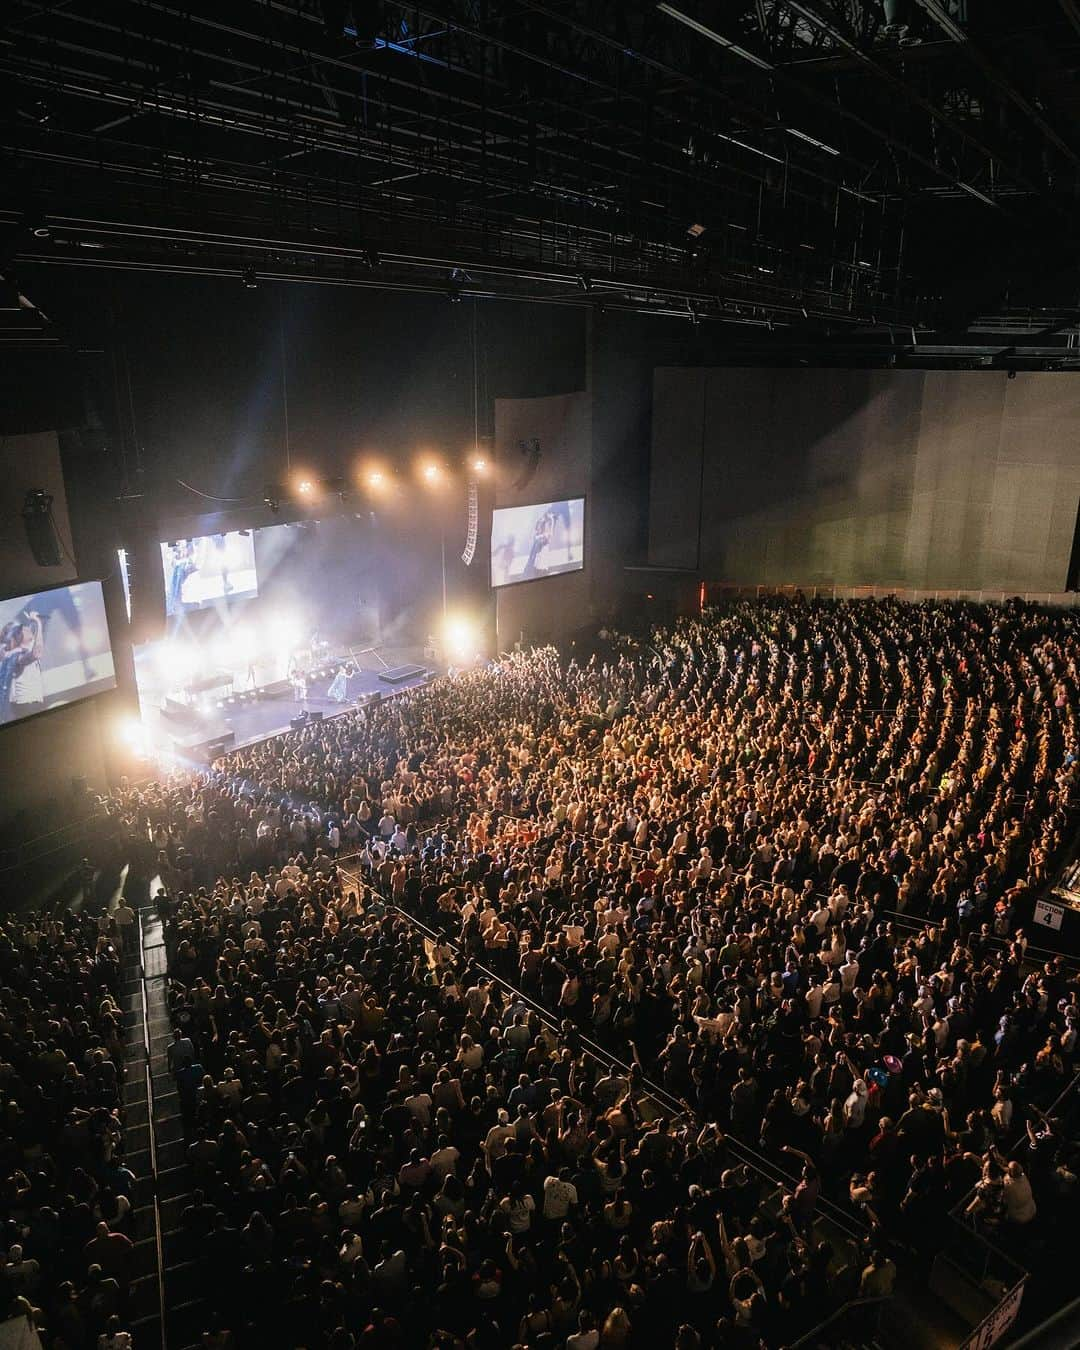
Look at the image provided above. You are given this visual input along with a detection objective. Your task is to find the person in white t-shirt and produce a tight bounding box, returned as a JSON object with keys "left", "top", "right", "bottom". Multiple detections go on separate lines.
{"left": 542, "top": 1167, "right": 578, "bottom": 1220}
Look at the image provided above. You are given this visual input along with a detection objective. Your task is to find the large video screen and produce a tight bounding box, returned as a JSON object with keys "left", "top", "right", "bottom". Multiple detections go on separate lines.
{"left": 490, "top": 497, "right": 585, "bottom": 588}
{"left": 161, "top": 530, "right": 257, "bottom": 615}
{"left": 0, "top": 580, "right": 116, "bottom": 726}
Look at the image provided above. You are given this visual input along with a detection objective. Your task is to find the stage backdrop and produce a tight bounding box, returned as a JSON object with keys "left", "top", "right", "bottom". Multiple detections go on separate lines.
{"left": 648, "top": 368, "right": 1080, "bottom": 593}
{"left": 493, "top": 390, "right": 592, "bottom": 644}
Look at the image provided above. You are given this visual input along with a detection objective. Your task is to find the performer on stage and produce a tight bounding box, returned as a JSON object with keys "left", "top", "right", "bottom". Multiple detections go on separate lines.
{"left": 327, "top": 664, "right": 350, "bottom": 703}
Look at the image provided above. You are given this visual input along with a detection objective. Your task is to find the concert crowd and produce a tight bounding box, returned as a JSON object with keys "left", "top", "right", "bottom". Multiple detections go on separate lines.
{"left": 6, "top": 596, "right": 1080, "bottom": 1349}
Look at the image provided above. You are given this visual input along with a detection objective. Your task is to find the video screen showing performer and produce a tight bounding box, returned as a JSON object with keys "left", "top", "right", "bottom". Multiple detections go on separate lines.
{"left": 0, "top": 580, "right": 116, "bottom": 726}
{"left": 161, "top": 530, "right": 258, "bottom": 615}
{"left": 490, "top": 497, "right": 585, "bottom": 587}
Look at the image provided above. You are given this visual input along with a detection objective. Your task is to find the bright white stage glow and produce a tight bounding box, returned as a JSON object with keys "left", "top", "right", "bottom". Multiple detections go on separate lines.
{"left": 117, "top": 715, "right": 149, "bottom": 755}
{"left": 158, "top": 639, "right": 195, "bottom": 683}
{"left": 232, "top": 624, "right": 258, "bottom": 665}
{"left": 269, "top": 614, "right": 302, "bottom": 650}
{"left": 421, "top": 462, "right": 441, "bottom": 484}
{"left": 443, "top": 614, "right": 478, "bottom": 662}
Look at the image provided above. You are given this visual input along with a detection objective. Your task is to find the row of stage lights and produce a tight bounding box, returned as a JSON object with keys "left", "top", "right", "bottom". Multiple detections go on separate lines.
{"left": 268, "top": 454, "right": 489, "bottom": 512}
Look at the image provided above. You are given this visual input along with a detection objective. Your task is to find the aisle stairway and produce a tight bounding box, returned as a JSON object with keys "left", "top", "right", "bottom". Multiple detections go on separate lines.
{"left": 119, "top": 910, "right": 164, "bottom": 1348}
{"left": 136, "top": 906, "right": 212, "bottom": 1350}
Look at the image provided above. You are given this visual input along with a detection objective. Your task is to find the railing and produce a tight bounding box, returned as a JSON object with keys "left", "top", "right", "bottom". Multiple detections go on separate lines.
{"left": 787, "top": 1295, "right": 891, "bottom": 1348}
{"left": 930, "top": 1222, "right": 1027, "bottom": 1350}
{"left": 335, "top": 852, "right": 871, "bottom": 1246}
{"left": 0, "top": 807, "right": 110, "bottom": 873}
{"left": 137, "top": 911, "right": 168, "bottom": 1350}
{"left": 873, "top": 906, "right": 1080, "bottom": 973}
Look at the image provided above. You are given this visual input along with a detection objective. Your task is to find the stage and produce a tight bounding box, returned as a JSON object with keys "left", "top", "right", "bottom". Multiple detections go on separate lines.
{"left": 136, "top": 644, "right": 436, "bottom": 763}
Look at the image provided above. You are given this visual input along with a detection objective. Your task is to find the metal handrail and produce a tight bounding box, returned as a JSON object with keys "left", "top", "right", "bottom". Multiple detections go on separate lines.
{"left": 786, "top": 1295, "right": 891, "bottom": 1348}
{"left": 0, "top": 806, "right": 110, "bottom": 873}
{"left": 138, "top": 910, "right": 168, "bottom": 1350}
{"left": 873, "top": 906, "right": 1080, "bottom": 972}
{"left": 335, "top": 853, "right": 870, "bottom": 1244}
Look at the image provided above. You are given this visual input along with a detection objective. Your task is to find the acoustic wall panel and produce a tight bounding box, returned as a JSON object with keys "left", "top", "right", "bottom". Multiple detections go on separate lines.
{"left": 649, "top": 368, "right": 1080, "bottom": 593}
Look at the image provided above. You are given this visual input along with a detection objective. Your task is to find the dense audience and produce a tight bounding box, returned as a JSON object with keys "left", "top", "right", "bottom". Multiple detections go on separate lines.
{"left": 13, "top": 595, "right": 1080, "bottom": 1348}
{"left": 0, "top": 908, "right": 136, "bottom": 1349}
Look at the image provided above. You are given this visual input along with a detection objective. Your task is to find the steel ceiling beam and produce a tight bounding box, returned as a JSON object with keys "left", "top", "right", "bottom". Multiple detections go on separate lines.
{"left": 914, "top": 0, "right": 1080, "bottom": 172}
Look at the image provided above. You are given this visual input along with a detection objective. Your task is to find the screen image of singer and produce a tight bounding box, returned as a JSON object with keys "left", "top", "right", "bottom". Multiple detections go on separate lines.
{"left": 0, "top": 580, "right": 116, "bottom": 727}
{"left": 161, "top": 529, "right": 258, "bottom": 615}
{"left": 490, "top": 497, "right": 585, "bottom": 588}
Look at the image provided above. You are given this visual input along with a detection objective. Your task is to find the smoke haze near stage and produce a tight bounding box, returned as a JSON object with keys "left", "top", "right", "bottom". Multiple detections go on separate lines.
{"left": 490, "top": 498, "right": 585, "bottom": 587}
{"left": 0, "top": 580, "right": 116, "bottom": 727}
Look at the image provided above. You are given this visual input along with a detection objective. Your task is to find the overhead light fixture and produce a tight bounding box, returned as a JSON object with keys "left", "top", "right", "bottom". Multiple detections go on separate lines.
{"left": 656, "top": 3, "right": 773, "bottom": 71}
{"left": 241, "top": 266, "right": 258, "bottom": 289}
{"left": 687, "top": 223, "right": 707, "bottom": 238}
{"left": 787, "top": 128, "right": 840, "bottom": 156}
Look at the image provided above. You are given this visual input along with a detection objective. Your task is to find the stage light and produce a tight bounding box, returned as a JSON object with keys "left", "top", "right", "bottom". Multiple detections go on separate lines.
{"left": 297, "top": 478, "right": 315, "bottom": 495}
{"left": 470, "top": 456, "right": 487, "bottom": 474}
{"left": 117, "top": 716, "right": 149, "bottom": 756}
{"left": 442, "top": 614, "right": 478, "bottom": 663}
{"left": 367, "top": 469, "right": 385, "bottom": 489}
{"left": 422, "top": 462, "right": 441, "bottom": 484}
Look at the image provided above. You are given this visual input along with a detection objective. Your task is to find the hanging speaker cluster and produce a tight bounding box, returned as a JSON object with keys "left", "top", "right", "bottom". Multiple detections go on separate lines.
{"left": 461, "top": 477, "right": 479, "bottom": 566}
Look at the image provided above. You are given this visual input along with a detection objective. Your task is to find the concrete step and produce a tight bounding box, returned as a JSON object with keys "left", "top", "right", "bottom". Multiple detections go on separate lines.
{"left": 158, "top": 1165, "right": 193, "bottom": 1201}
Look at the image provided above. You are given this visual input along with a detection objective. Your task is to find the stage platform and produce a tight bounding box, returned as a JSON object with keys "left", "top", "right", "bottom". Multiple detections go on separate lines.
{"left": 140, "top": 646, "right": 435, "bottom": 762}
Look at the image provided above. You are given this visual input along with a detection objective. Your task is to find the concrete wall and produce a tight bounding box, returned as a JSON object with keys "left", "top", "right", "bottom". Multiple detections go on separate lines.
{"left": 493, "top": 390, "right": 593, "bottom": 645}
{"left": 648, "top": 368, "right": 1080, "bottom": 592}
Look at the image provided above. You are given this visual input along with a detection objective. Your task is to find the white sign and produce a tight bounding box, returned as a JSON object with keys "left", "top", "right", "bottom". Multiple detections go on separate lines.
{"left": 1034, "top": 899, "right": 1065, "bottom": 931}
{"left": 959, "top": 1280, "right": 1025, "bottom": 1350}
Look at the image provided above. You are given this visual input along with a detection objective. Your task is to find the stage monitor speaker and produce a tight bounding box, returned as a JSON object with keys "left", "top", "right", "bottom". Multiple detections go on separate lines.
{"left": 1067, "top": 497, "right": 1080, "bottom": 591}
{"left": 21, "top": 489, "right": 63, "bottom": 567}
